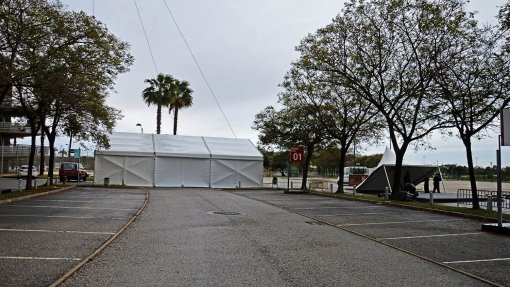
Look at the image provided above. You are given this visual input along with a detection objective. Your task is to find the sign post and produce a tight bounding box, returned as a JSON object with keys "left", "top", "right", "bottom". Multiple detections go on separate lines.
{"left": 287, "top": 147, "right": 304, "bottom": 193}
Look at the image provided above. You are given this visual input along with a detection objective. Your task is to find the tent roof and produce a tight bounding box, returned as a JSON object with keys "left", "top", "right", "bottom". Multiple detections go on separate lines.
{"left": 154, "top": 134, "right": 210, "bottom": 158}
{"left": 203, "top": 137, "right": 263, "bottom": 160}
{"left": 377, "top": 147, "right": 396, "bottom": 167}
{"left": 357, "top": 164, "right": 438, "bottom": 193}
{"left": 96, "top": 132, "right": 263, "bottom": 160}
{"left": 95, "top": 132, "right": 154, "bottom": 156}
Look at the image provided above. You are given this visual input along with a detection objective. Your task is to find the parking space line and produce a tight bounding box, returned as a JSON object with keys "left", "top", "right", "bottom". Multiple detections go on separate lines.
{"left": 337, "top": 219, "right": 457, "bottom": 227}
{"left": 443, "top": 258, "right": 510, "bottom": 264}
{"left": 317, "top": 212, "right": 394, "bottom": 217}
{"left": 33, "top": 200, "right": 98, "bottom": 203}
{"left": 0, "top": 214, "right": 129, "bottom": 220}
{"left": 0, "top": 256, "right": 81, "bottom": 261}
{"left": 0, "top": 228, "right": 115, "bottom": 235}
{"left": 2, "top": 205, "right": 137, "bottom": 211}
{"left": 378, "top": 232, "right": 484, "bottom": 240}
{"left": 293, "top": 206, "right": 385, "bottom": 210}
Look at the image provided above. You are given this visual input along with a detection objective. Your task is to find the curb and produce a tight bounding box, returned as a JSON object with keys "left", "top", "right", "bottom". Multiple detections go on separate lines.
{"left": 0, "top": 185, "right": 76, "bottom": 205}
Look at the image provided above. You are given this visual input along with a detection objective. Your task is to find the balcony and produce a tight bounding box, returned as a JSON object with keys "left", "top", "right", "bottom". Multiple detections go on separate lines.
{"left": 0, "top": 122, "right": 31, "bottom": 137}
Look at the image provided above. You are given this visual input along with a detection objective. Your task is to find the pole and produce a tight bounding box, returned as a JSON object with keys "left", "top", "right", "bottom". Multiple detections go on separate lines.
{"left": 497, "top": 136, "right": 503, "bottom": 228}
{"left": 1, "top": 135, "right": 4, "bottom": 177}
{"left": 287, "top": 161, "right": 290, "bottom": 192}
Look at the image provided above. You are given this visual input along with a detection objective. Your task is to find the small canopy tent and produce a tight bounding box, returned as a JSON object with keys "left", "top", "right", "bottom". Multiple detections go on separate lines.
{"left": 154, "top": 134, "right": 211, "bottom": 187}
{"left": 94, "top": 132, "right": 155, "bottom": 186}
{"left": 204, "top": 137, "right": 263, "bottom": 188}
{"left": 357, "top": 147, "right": 439, "bottom": 193}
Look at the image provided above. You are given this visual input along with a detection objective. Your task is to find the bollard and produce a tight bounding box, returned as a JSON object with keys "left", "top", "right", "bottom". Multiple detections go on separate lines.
{"left": 239, "top": 181, "right": 241, "bottom": 189}
{"left": 385, "top": 187, "right": 389, "bottom": 200}
{"left": 330, "top": 183, "right": 334, "bottom": 193}
{"left": 34, "top": 178, "right": 37, "bottom": 189}
{"left": 47, "top": 177, "right": 50, "bottom": 186}
{"left": 353, "top": 185, "right": 357, "bottom": 195}
{"left": 104, "top": 177, "right": 110, "bottom": 186}
{"left": 122, "top": 178, "right": 125, "bottom": 186}
{"left": 291, "top": 181, "right": 293, "bottom": 189}
{"left": 18, "top": 179, "right": 22, "bottom": 191}
{"left": 487, "top": 195, "right": 493, "bottom": 211}
{"left": 429, "top": 190, "right": 434, "bottom": 204}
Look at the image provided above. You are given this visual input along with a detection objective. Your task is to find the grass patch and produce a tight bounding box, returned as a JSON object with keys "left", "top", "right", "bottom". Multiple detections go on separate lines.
{"left": 310, "top": 190, "right": 510, "bottom": 221}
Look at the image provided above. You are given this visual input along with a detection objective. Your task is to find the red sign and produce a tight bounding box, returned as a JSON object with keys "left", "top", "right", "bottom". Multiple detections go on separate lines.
{"left": 290, "top": 147, "right": 304, "bottom": 162}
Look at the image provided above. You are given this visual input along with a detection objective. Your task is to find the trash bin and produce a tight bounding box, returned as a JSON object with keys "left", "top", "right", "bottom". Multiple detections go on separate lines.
{"left": 272, "top": 176, "right": 278, "bottom": 185}
{"left": 104, "top": 177, "right": 110, "bottom": 186}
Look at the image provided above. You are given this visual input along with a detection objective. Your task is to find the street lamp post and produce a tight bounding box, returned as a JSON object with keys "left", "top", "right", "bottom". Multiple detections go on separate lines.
{"left": 136, "top": 123, "right": 143, "bottom": 133}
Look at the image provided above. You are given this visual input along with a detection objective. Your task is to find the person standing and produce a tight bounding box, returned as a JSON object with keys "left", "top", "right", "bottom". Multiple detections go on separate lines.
{"left": 433, "top": 174, "right": 441, "bottom": 193}
{"left": 424, "top": 176, "right": 429, "bottom": 193}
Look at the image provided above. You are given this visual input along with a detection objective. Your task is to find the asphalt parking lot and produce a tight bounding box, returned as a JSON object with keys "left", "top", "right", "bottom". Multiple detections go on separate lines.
{"left": 234, "top": 190, "right": 510, "bottom": 286}
{"left": 0, "top": 187, "right": 146, "bottom": 287}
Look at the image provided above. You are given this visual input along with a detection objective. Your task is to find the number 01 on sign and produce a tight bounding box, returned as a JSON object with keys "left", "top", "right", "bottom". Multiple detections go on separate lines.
{"left": 290, "top": 147, "right": 304, "bottom": 162}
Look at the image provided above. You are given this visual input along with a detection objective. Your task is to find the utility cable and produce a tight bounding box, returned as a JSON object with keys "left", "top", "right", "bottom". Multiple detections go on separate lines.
{"left": 133, "top": 0, "right": 159, "bottom": 75}
{"left": 161, "top": 0, "right": 237, "bottom": 138}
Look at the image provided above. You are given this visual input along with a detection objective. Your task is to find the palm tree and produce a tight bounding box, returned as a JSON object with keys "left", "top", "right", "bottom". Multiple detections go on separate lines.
{"left": 170, "top": 79, "right": 193, "bottom": 135}
{"left": 142, "top": 73, "right": 174, "bottom": 134}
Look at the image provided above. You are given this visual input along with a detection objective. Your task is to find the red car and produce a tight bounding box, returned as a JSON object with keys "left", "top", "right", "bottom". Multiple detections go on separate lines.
{"left": 59, "top": 162, "right": 88, "bottom": 182}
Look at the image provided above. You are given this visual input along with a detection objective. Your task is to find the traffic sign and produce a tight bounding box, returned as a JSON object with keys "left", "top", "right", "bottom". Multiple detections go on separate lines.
{"left": 290, "top": 147, "right": 304, "bottom": 162}
{"left": 74, "top": 149, "right": 80, "bottom": 159}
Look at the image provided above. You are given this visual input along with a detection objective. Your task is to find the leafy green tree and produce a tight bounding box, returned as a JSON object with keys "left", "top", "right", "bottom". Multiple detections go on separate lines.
{"left": 142, "top": 73, "right": 174, "bottom": 134}
{"left": 433, "top": 17, "right": 510, "bottom": 208}
{"left": 170, "top": 79, "right": 193, "bottom": 135}
{"left": 5, "top": 0, "right": 132, "bottom": 187}
{"left": 298, "top": 0, "right": 471, "bottom": 198}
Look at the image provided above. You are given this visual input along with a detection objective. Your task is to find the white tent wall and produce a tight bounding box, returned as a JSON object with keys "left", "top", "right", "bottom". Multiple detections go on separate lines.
{"left": 155, "top": 157, "right": 210, "bottom": 187}
{"left": 94, "top": 132, "right": 155, "bottom": 187}
{"left": 205, "top": 137, "right": 263, "bottom": 188}
{"left": 154, "top": 135, "right": 211, "bottom": 187}
{"left": 94, "top": 155, "right": 155, "bottom": 187}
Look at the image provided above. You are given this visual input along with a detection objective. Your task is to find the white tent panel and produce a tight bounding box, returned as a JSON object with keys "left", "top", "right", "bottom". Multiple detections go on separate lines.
{"left": 155, "top": 157, "right": 210, "bottom": 187}
{"left": 210, "top": 159, "right": 263, "bottom": 188}
{"left": 94, "top": 155, "right": 154, "bottom": 187}
{"left": 204, "top": 137, "right": 262, "bottom": 160}
{"left": 154, "top": 134, "right": 210, "bottom": 158}
{"left": 96, "top": 132, "right": 154, "bottom": 157}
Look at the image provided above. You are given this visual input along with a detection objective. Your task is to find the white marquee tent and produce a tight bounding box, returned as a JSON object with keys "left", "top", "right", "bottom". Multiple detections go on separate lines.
{"left": 94, "top": 132, "right": 263, "bottom": 188}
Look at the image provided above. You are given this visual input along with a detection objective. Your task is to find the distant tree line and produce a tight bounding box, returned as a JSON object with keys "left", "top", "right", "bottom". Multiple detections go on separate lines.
{"left": 254, "top": 0, "right": 510, "bottom": 209}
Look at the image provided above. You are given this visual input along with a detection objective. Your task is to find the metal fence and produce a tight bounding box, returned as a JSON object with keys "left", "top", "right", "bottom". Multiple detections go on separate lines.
{"left": 457, "top": 189, "right": 510, "bottom": 209}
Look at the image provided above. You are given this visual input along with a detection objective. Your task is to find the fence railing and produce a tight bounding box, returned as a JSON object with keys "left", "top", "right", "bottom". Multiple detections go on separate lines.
{"left": 0, "top": 145, "right": 48, "bottom": 158}
{"left": 457, "top": 189, "right": 510, "bottom": 209}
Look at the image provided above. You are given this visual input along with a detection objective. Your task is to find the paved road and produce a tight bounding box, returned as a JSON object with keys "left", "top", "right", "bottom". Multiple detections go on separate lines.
{"left": 0, "top": 187, "right": 146, "bottom": 287}
{"left": 61, "top": 188, "right": 490, "bottom": 286}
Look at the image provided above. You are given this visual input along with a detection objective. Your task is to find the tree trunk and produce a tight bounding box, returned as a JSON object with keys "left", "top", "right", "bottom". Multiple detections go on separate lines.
{"left": 173, "top": 107, "right": 178, "bottom": 135}
{"left": 463, "top": 137, "right": 480, "bottom": 209}
{"left": 301, "top": 144, "right": 314, "bottom": 189}
{"left": 156, "top": 104, "right": 161, "bottom": 134}
{"left": 336, "top": 147, "right": 348, "bottom": 193}
{"left": 47, "top": 132, "right": 56, "bottom": 185}
{"left": 68, "top": 132, "right": 73, "bottom": 161}
{"left": 26, "top": 128, "right": 38, "bottom": 190}
{"left": 39, "top": 132, "right": 45, "bottom": 177}
{"left": 391, "top": 147, "right": 407, "bottom": 199}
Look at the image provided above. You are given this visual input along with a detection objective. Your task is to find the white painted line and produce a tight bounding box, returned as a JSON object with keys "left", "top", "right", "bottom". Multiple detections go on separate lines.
{"left": 2, "top": 205, "right": 137, "bottom": 211}
{"left": 337, "top": 219, "right": 456, "bottom": 227}
{"left": 0, "top": 228, "right": 115, "bottom": 235}
{"left": 379, "top": 232, "right": 484, "bottom": 240}
{"left": 293, "top": 206, "right": 384, "bottom": 210}
{"left": 318, "top": 212, "right": 394, "bottom": 217}
{"left": 443, "top": 258, "right": 510, "bottom": 264}
{"left": 0, "top": 256, "right": 81, "bottom": 261}
{"left": 0, "top": 214, "right": 129, "bottom": 220}
{"left": 33, "top": 200, "right": 98, "bottom": 203}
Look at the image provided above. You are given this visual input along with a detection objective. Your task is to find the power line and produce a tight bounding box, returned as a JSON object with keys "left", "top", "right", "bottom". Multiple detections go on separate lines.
{"left": 161, "top": 0, "right": 237, "bottom": 138}
{"left": 133, "top": 0, "right": 159, "bottom": 75}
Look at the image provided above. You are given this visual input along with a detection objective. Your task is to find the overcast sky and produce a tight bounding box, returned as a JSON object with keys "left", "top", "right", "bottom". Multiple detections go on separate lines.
{"left": 55, "top": 0, "right": 509, "bottom": 167}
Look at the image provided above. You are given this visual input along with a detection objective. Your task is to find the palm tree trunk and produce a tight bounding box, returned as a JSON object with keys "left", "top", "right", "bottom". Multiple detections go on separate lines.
{"left": 157, "top": 104, "right": 162, "bottom": 134}
{"left": 173, "top": 107, "right": 178, "bottom": 135}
